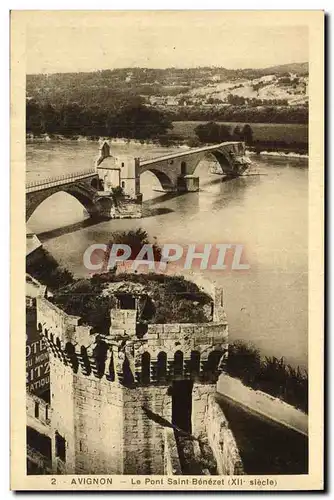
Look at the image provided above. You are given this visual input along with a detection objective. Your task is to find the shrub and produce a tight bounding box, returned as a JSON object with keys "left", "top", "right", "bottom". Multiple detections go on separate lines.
{"left": 26, "top": 247, "right": 74, "bottom": 290}
{"left": 194, "top": 122, "right": 232, "bottom": 143}
{"left": 104, "top": 228, "right": 162, "bottom": 265}
{"left": 51, "top": 272, "right": 213, "bottom": 331}
{"left": 51, "top": 280, "right": 117, "bottom": 335}
{"left": 225, "top": 341, "right": 308, "bottom": 413}
{"left": 225, "top": 340, "right": 262, "bottom": 386}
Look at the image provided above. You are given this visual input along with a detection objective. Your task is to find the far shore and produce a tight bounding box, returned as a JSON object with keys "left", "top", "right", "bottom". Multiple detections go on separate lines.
{"left": 26, "top": 133, "right": 309, "bottom": 158}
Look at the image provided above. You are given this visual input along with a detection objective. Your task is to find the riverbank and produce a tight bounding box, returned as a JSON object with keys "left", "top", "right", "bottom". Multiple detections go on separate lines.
{"left": 26, "top": 133, "right": 191, "bottom": 151}
{"left": 171, "top": 120, "right": 308, "bottom": 143}
{"left": 26, "top": 133, "right": 308, "bottom": 157}
{"left": 248, "top": 150, "right": 308, "bottom": 159}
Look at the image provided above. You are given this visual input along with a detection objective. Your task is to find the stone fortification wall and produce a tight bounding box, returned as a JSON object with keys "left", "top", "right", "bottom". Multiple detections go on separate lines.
{"left": 206, "top": 394, "right": 243, "bottom": 475}
{"left": 37, "top": 297, "right": 228, "bottom": 386}
{"left": 47, "top": 351, "right": 174, "bottom": 474}
{"left": 33, "top": 272, "right": 232, "bottom": 475}
{"left": 164, "top": 427, "right": 182, "bottom": 475}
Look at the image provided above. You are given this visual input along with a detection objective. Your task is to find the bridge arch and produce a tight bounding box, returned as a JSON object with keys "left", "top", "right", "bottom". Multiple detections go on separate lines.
{"left": 26, "top": 186, "right": 99, "bottom": 222}
{"left": 140, "top": 168, "right": 174, "bottom": 192}
{"left": 94, "top": 196, "right": 114, "bottom": 215}
{"left": 192, "top": 150, "right": 232, "bottom": 177}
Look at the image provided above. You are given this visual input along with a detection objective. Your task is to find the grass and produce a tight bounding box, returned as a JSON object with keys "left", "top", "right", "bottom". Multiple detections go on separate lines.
{"left": 170, "top": 121, "right": 308, "bottom": 145}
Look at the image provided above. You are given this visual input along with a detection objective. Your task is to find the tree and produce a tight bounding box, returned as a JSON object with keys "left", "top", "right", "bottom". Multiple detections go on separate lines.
{"left": 225, "top": 341, "right": 261, "bottom": 385}
{"left": 104, "top": 228, "right": 162, "bottom": 265}
{"left": 233, "top": 125, "right": 242, "bottom": 140}
{"left": 108, "top": 104, "right": 172, "bottom": 140}
{"left": 52, "top": 278, "right": 117, "bottom": 334}
{"left": 195, "top": 122, "right": 232, "bottom": 144}
{"left": 242, "top": 124, "right": 253, "bottom": 145}
{"left": 59, "top": 103, "right": 84, "bottom": 136}
{"left": 26, "top": 100, "right": 44, "bottom": 134}
{"left": 27, "top": 248, "right": 74, "bottom": 290}
{"left": 195, "top": 122, "right": 221, "bottom": 143}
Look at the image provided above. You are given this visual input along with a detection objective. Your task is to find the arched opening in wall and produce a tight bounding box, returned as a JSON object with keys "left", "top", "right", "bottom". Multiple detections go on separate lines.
{"left": 190, "top": 351, "right": 201, "bottom": 376}
{"left": 96, "top": 197, "right": 113, "bottom": 216}
{"left": 116, "top": 293, "right": 136, "bottom": 310}
{"left": 49, "top": 333, "right": 54, "bottom": 343}
{"left": 107, "top": 350, "right": 115, "bottom": 382}
{"left": 174, "top": 350, "right": 184, "bottom": 378}
{"left": 122, "top": 356, "right": 134, "bottom": 386}
{"left": 93, "top": 341, "right": 108, "bottom": 378}
{"left": 136, "top": 323, "right": 148, "bottom": 339}
{"left": 65, "top": 342, "right": 79, "bottom": 373}
{"left": 80, "top": 346, "right": 91, "bottom": 375}
{"left": 172, "top": 380, "right": 193, "bottom": 434}
{"left": 34, "top": 401, "right": 39, "bottom": 419}
{"left": 27, "top": 427, "right": 52, "bottom": 465}
{"left": 141, "top": 352, "right": 151, "bottom": 384}
{"left": 91, "top": 177, "right": 104, "bottom": 190}
{"left": 56, "top": 337, "right": 61, "bottom": 350}
{"left": 192, "top": 151, "right": 230, "bottom": 185}
{"left": 27, "top": 191, "right": 95, "bottom": 235}
{"left": 206, "top": 350, "right": 223, "bottom": 381}
{"left": 181, "top": 161, "right": 187, "bottom": 176}
{"left": 55, "top": 431, "right": 66, "bottom": 462}
{"left": 157, "top": 351, "right": 167, "bottom": 382}
{"left": 139, "top": 169, "right": 174, "bottom": 200}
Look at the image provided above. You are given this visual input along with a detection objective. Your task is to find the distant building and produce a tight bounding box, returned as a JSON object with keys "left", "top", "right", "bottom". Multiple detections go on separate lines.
{"left": 166, "top": 97, "right": 179, "bottom": 106}
{"left": 211, "top": 74, "right": 221, "bottom": 82}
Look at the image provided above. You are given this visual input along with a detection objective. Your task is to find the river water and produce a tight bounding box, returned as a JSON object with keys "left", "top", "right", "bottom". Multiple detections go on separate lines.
{"left": 26, "top": 140, "right": 308, "bottom": 369}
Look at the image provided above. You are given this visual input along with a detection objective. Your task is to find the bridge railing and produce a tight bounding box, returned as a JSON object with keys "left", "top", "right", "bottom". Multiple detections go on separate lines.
{"left": 26, "top": 168, "right": 96, "bottom": 193}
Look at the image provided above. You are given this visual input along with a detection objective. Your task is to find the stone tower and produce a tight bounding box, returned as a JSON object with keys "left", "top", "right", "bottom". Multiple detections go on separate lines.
{"left": 94, "top": 141, "right": 142, "bottom": 219}
{"left": 36, "top": 277, "right": 231, "bottom": 475}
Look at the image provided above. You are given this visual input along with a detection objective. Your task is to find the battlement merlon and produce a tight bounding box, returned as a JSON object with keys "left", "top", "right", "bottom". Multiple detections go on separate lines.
{"left": 36, "top": 288, "right": 228, "bottom": 385}
{"left": 36, "top": 296, "right": 228, "bottom": 350}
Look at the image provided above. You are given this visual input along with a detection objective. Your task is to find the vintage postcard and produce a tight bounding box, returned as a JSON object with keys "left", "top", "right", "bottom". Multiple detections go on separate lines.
{"left": 11, "top": 10, "right": 324, "bottom": 491}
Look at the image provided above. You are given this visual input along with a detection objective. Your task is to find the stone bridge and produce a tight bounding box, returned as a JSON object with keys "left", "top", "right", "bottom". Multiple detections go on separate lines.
{"left": 26, "top": 141, "right": 249, "bottom": 223}
{"left": 140, "top": 141, "right": 249, "bottom": 191}
{"left": 26, "top": 169, "right": 100, "bottom": 222}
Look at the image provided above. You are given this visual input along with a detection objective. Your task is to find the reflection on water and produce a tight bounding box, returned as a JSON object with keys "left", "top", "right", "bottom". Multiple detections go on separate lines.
{"left": 27, "top": 141, "right": 308, "bottom": 369}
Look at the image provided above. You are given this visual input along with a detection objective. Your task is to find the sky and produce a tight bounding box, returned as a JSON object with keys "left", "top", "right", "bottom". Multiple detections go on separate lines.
{"left": 25, "top": 12, "right": 308, "bottom": 74}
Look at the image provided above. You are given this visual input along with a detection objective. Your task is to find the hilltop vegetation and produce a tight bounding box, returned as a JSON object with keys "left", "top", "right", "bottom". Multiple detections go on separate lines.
{"left": 27, "top": 229, "right": 212, "bottom": 333}
{"left": 26, "top": 63, "right": 308, "bottom": 141}
{"left": 26, "top": 63, "right": 308, "bottom": 109}
{"left": 26, "top": 101, "right": 173, "bottom": 140}
{"left": 51, "top": 272, "right": 212, "bottom": 335}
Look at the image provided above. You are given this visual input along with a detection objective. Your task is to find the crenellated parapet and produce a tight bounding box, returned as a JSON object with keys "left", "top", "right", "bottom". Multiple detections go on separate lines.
{"left": 29, "top": 272, "right": 238, "bottom": 476}
{"left": 36, "top": 275, "right": 228, "bottom": 387}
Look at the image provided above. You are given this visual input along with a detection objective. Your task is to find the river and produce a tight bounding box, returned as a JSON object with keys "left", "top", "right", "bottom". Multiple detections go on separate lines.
{"left": 26, "top": 139, "right": 308, "bottom": 369}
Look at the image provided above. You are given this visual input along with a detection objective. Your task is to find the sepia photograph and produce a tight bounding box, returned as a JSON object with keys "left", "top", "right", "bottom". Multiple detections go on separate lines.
{"left": 10, "top": 10, "right": 324, "bottom": 491}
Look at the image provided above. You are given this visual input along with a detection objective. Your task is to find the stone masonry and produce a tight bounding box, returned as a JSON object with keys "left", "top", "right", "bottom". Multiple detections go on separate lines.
{"left": 30, "top": 274, "right": 243, "bottom": 475}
